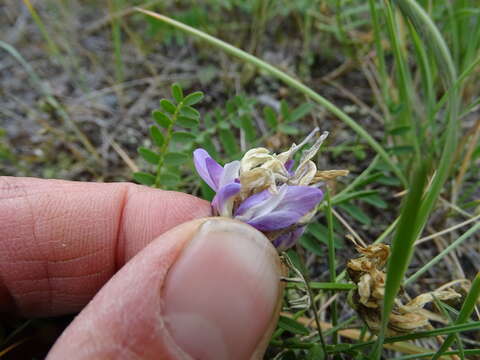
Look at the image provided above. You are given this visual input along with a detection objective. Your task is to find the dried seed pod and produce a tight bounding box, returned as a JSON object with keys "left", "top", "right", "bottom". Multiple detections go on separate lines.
{"left": 347, "top": 244, "right": 462, "bottom": 335}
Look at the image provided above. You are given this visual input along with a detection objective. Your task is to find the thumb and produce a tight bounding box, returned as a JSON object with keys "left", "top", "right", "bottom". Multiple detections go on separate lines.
{"left": 47, "top": 218, "right": 283, "bottom": 360}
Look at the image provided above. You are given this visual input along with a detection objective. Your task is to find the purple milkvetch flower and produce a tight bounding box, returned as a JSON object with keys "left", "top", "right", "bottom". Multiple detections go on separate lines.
{"left": 193, "top": 128, "right": 347, "bottom": 251}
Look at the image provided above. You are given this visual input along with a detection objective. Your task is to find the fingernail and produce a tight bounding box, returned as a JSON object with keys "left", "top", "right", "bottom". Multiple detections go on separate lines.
{"left": 162, "top": 219, "right": 282, "bottom": 360}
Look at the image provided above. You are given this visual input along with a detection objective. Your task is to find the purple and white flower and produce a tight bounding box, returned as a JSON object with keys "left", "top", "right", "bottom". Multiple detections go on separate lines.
{"left": 193, "top": 128, "right": 345, "bottom": 251}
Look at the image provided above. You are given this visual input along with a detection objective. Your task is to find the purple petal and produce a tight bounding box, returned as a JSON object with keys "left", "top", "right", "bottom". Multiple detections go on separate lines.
{"left": 193, "top": 148, "right": 223, "bottom": 191}
{"left": 212, "top": 183, "right": 241, "bottom": 217}
{"left": 273, "top": 226, "right": 305, "bottom": 250}
{"left": 219, "top": 161, "right": 240, "bottom": 188}
{"left": 277, "top": 186, "right": 323, "bottom": 215}
{"left": 284, "top": 159, "right": 295, "bottom": 174}
{"left": 236, "top": 185, "right": 323, "bottom": 231}
{"left": 205, "top": 157, "right": 223, "bottom": 189}
{"left": 247, "top": 210, "right": 298, "bottom": 231}
{"left": 235, "top": 186, "right": 288, "bottom": 221}
{"left": 234, "top": 189, "right": 270, "bottom": 216}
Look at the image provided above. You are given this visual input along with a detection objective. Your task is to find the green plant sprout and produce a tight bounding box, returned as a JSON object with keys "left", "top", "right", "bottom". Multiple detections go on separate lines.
{"left": 134, "top": 83, "right": 204, "bottom": 188}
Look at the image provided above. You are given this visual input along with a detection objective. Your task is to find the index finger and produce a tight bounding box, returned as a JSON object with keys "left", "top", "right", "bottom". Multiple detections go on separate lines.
{"left": 0, "top": 177, "right": 211, "bottom": 316}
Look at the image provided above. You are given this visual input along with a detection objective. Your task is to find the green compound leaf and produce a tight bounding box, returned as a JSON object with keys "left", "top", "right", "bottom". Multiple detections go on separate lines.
{"left": 152, "top": 110, "right": 172, "bottom": 128}
{"left": 164, "top": 152, "right": 189, "bottom": 165}
{"left": 172, "top": 131, "right": 197, "bottom": 143}
{"left": 180, "top": 106, "right": 200, "bottom": 119}
{"left": 362, "top": 193, "right": 388, "bottom": 209}
{"left": 278, "top": 123, "right": 299, "bottom": 135}
{"left": 138, "top": 147, "right": 160, "bottom": 165}
{"left": 160, "top": 172, "right": 181, "bottom": 186}
{"left": 160, "top": 99, "right": 176, "bottom": 114}
{"left": 278, "top": 316, "right": 310, "bottom": 336}
{"left": 307, "top": 223, "right": 343, "bottom": 248}
{"left": 299, "top": 235, "right": 323, "bottom": 255}
{"left": 149, "top": 125, "right": 164, "bottom": 147}
{"left": 177, "top": 116, "right": 199, "bottom": 128}
{"left": 338, "top": 203, "right": 371, "bottom": 226}
{"left": 280, "top": 99, "right": 290, "bottom": 118}
{"left": 286, "top": 102, "right": 314, "bottom": 123}
{"left": 219, "top": 128, "right": 238, "bottom": 155}
{"left": 263, "top": 106, "right": 277, "bottom": 128}
{"left": 183, "top": 91, "right": 204, "bottom": 106}
{"left": 133, "top": 172, "right": 155, "bottom": 186}
{"left": 240, "top": 114, "right": 257, "bottom": 142}
{"left": 171, "top": 83, "right": 183, "bottom": 103}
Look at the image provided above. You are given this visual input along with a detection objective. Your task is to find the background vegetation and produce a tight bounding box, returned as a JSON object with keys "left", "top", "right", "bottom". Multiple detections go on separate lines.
{"left": 1, "top": 0, "right": 479, "bottom": 358}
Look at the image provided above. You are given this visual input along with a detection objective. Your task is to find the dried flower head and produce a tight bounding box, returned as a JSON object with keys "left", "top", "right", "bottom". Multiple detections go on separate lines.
{"left": 193, "top": 128, "right": 348, "bottom": 251}
{"left": 347, "top": 244, "right": 462, "bottom": 335}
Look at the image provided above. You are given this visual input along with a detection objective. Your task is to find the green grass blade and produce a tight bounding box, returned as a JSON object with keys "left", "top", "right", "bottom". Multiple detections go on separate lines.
{"left": 286, "top": 282, "right": 355, "bottom": 291}
{"left": 394, "top": 0, "right": 459, "bottom": 262}
{"left": 405, "top": 221, "right": 480, "bottom": 285}
{"left": 372, "top": 161, "right": 429, "bottom": 359}
{"left": 23, "top": 0, "right": 61, "bottom": 57}
{"left": 384, "top": 0, "right": 420, "bottom": 157}
{"left": 325, "top": 190, "right": 339, "bottom": 344}
{"left": 434, "top": 52, "right": 480, "bottom": 113}
{"left": 432, "top": 273, "right": 480, "bottom": 360}
{"left": 406, "top": 20, "right": 435, "bottom": 138}
{"left": 368, "top": 0, "right": 389, "bottom": 104}
{"left": 432, "top": 296, "right": 465, "bottom": 360}
{"left": 393, "top": 349, "right": 480, "bottom": 360}
{"left": 136, "top": 8, "right": 407, "bottom": 186}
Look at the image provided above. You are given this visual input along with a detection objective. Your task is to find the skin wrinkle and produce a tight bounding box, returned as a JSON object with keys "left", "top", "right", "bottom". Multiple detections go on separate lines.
{"left": 113, "top": 183, "right": 130, "bottom": 275}
{"left": 0, "top": 252, "right": 108, "bottom": 283}
{"left": 26, "top": 178, "right": 51, "bottom": 314}
{"left": 11, "top": 268, "right": 111, "bottom": 283}
{"left": 45, "top": 247, "right": 108, "bottom": 265}
{"left": 0, "top": 177, "right": 211, "bottom": 316}
{"left": 0, "top": 180, "right": 123, "bottom": 315}
{"left": 32, "top": 195, "right": 53, "bottom": 315}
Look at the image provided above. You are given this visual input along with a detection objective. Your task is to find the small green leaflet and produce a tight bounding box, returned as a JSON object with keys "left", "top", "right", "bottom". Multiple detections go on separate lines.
{"left": 183, "top": 91, "right": 204, "bottom": 106}
{"left": 138, "top": 147, "right": 159, "bottom": 164}
{"left": 153, "top": 110, "right": 171, "bottom": 128}
{"left": 160, "top": 99, "right": 176, "bottom": 114}
{"left": 164, "top": 152, "right": 189, "bottom": 165}
{"left": 171, "top": 83, "right": 183, "bottom": 103}
{"left": 133, "top": 172, "right": 155, "bottom": 186}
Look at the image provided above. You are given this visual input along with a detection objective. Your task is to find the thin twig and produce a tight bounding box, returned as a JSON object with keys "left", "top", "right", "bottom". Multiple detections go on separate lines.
{"left": 332, "top": 208, "right": 367, "bottom": 247}
{"left": 415, "top": 213, "right": 480, "bottom": 245}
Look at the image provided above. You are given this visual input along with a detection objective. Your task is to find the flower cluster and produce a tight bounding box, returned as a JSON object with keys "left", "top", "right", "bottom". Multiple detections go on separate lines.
{"left": 193, "top": 128, "right": 348, "bottom": 251}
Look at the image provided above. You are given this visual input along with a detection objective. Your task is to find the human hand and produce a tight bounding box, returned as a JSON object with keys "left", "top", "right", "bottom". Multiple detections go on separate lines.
{"left": 0, "top": 177, "right": 283, "bottom": 359}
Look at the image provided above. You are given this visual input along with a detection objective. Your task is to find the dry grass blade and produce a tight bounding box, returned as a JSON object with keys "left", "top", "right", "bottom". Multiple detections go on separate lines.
{"left": 415, "top": 213, "right": 480, "bottom": 245}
